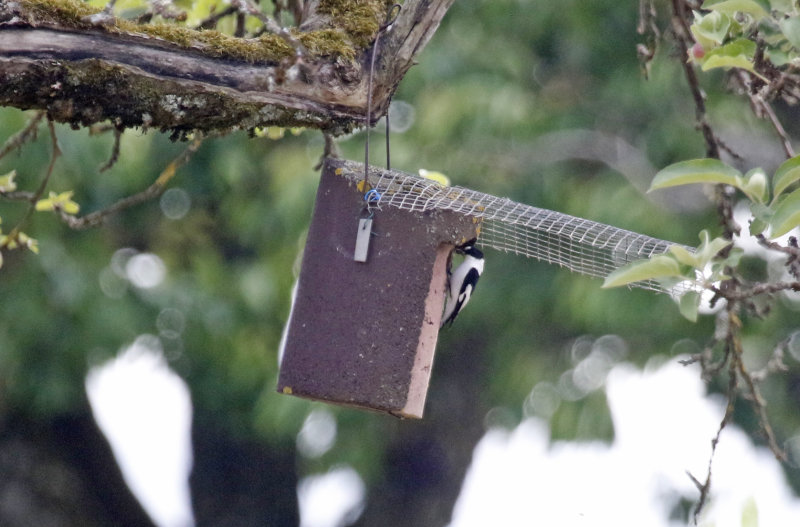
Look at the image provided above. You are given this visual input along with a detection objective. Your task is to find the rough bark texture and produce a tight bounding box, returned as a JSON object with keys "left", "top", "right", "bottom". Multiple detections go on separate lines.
{"left": 190, "top": 412, "right": 300, "bottom": 527}
{"left": 0, "top": 404, "right": 301, "bottom": 526}
{"left": 0, "top": 0, "right": 456, "bottom": 135}
{"left": 0, "top": 406, "right": 157, "bottom": 527}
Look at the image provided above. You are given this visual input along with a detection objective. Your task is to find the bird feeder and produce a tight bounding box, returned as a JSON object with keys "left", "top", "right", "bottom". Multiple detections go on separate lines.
{"left": 277, "top": 158, "right": 480, "bottom": 418}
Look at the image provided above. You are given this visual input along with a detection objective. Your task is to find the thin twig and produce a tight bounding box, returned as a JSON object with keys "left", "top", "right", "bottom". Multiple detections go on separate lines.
{"left": 235, "top": 12, "right": 247, "bottom": 38}
{"left": 714, "top": 184, "right": 740, "bottom": 239}
{"left": 689, "top": 355, "right": 737, "bottom": 523}
{"left": 663, "top": 2, "right": 797, "bottom": 521}
{"left": 149, "top": 0, "right": 187, "bottom": 21}
{"left": 749, "top": 340, "right": 788, "bottom": 383}
{"left": 272, "top": 0, "right": 285, "bottom": 24}
{"left": 671, "top": 0, "right": 721, "bottom": 159}
{"left": 195, "top": 5, "right": 237, "bottom": 30}
{"left": 735, "top": 71, "right": 795, "bottom": 158}
{"left": 0, "top": 190, "right": 35, "bottom": 202}
{"left": 82, "top": 0, "right": 118, "bottom": 26}
{"left": 57, "top": 135, "right": 204, "bottom": 230}
{"left": 689, "top": 290, "right": 791, "bottom": 520}
{"left": 756, "top": 234, "right": 800, "bottom": 256}
{"left": 286, "top": 0, "right": 304, "bottom": 26}
{"left": 230, "top": 0, "right": 306, "bottom": 56}
{"left": 314, "top": 132, "right": 339, "bottom": 170}
{"left": 735, "top": 347, "right": 788, "bottom": 462}
{"left": 2, "top": 120, "right": 60, "bottom": 244}
{"left": 715, "top": 136, "right": 744, "bottom": 162}
{"left": 99, "top": 128, "right": 123, "bottom": 173}
{"left": 636, "top": 0, "right": 659, "bottom": 78}
{"left": 690, "top": 307, "right": 739, "bottom": 522}
{"left": 761, "top": 101, "right": 795, "bottom": 158}
{"left": 0, "top": 111, "right": 45, "bottom": 161}
{"left": 710, "top": 280, "right": 800, "bottom": 301}
{"left": 757, "top": 234, "right": 800, "bottom": 280}
{"left": 88, "top": 123, "right": 117, "bottom": 136}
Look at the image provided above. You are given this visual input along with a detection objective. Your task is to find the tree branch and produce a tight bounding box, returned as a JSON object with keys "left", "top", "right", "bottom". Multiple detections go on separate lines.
{"left": 0, "top": 110, "right": 44, "bottom": 159}
{"left": 1, "top": 119, "right": 59, "bottom": 246}
{"left": 0, "top": 0, "right": 456, "bottom": 135}
{"left": 670, "top": 0, "right": 721, "bottom": 159}
{"left": 57, "top": 134, "right": 204, "bottom": 229}
{"left": 0, "top": 27, "right": 364, "bottom": 135}
{"left": 734, "top": 70, "right": 795, "bottom": 158}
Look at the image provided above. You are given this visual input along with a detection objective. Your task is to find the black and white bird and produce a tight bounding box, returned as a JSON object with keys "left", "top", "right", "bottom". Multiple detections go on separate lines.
{"left": 441, "top": 239, "right": 485, "bottom": 328}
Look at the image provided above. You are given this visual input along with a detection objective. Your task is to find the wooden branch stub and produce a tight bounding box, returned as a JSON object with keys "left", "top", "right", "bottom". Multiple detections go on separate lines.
{"left": 375, "top": 0, "right": 457, "bottom": 97}
{"left": 277, "top": 158, "right": 480, "bottom": 418}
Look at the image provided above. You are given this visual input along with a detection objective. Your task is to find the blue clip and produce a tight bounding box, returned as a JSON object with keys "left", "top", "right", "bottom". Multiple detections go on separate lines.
{"left": 364, "top": 189, "right": 381, "bottom": 203}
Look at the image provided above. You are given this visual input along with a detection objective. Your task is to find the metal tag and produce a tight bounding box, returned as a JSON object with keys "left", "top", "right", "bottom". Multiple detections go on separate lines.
{"left": 354, "top": 218, "right": 373, "bottom": 262}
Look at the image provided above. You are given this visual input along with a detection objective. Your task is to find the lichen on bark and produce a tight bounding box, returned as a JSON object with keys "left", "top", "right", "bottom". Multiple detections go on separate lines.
{"left": 0, "top": 0, "right": 452, "bottom": 135}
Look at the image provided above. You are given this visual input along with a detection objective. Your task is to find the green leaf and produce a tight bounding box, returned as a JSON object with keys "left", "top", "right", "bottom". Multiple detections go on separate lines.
{"left": 750, "top": 201, "right": 773, "bottom": 223}
{"left": 678, "top": 291, "right": 701, "bottom": 322}
{"left": 725, "top": 246, "right": 744, "bottom": 268}
{"left": 766, "top": 48, "right": 793, "bottom": 67}
{"left": 768, "top": 186, "right": 800, "bottom": 238}
{"left": 780, "top": 17, "right": 800, "bottom": 50}
{"left": 668, "top": 245, "right": 699, "bottom": 267}
{"left": 703, "top": 0, "right": 769, "bottom": 20}
{"left": 771, "top": 154, "right": 800, "bottom": 200}
{"left": 701, "top": 38, "right": 759, "bottom": 75}
{"left": 668, "top": 230, "right": 733, "bottom": 279}
{"left": 740, "top": 496, "right": 758, "bottom": 527}
{"left": 742, "top": 167, "right": 768, "bottom": 203}
{"left": 692, "top": 11, "right": 732, "bottom": 48}
{"left": 650, "top": 158, "right": 743, "bottom": 192}
{"left": 695, "top": 229, "right": 733, "bottom": 264}
{"left": 602, "top": 255, "right": 682, "bottom": 289}
{"left": 0, "top": 170, "right": 17, "bottom": 193}
{"left": 749, "top": 216, "right": 768, "bottom": 235}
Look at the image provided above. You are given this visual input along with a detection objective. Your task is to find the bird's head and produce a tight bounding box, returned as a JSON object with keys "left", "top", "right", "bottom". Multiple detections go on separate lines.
{"left": 456, "top": 238, "right": 483, "bottom": 259}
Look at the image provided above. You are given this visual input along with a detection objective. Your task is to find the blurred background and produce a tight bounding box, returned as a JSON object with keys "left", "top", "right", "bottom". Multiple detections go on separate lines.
{"left": 2, "top": 0, "right": 800, "bottom": 525}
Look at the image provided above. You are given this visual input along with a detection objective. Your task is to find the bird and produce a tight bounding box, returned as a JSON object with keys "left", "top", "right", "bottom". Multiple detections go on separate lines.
{"left": 441, "top": 239, "right": 484, "bottom": 328}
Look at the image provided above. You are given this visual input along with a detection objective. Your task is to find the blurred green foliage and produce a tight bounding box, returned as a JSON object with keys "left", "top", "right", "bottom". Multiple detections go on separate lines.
{"left": 2, "top": 0, "right": 800, "bottom": 504}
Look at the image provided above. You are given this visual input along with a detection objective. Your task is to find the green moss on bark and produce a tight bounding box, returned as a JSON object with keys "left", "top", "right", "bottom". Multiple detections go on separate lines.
{"left": 316, "top": 0, "right": 394, "bottom": 49}
{"left": 13, "top": 0, "right": 383, "bottom": 63}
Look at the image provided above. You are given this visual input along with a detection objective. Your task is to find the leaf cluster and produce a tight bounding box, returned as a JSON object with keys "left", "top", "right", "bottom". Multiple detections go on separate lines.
{"left": 651, "top": 156, "right": 800, "bottom": 237}
{"left": 690, "top": 0, "right": 800, "bottom": 77}
{"left": 603, "top": 153, "right": 800, "bottom": 319}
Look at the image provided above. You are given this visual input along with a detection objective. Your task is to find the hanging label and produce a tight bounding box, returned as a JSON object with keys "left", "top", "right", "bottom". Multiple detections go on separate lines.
{"left": 354, "top": 218, "right": 373, "bottom": 262}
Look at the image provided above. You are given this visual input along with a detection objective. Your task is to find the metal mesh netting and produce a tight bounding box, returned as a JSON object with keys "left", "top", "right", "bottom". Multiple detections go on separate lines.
{"left": 339, "top": 161, "right": 692, "bottom": 294}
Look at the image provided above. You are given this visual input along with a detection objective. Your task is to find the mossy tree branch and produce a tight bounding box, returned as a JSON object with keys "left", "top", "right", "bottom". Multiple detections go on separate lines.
{"left": 0, "top": 0, "right": 454, "bottom": 136}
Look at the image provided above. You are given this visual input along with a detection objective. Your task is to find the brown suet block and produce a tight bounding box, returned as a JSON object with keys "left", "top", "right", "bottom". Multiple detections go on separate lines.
{"left": 277, "top": 158, "right": 480, "bottom": 418}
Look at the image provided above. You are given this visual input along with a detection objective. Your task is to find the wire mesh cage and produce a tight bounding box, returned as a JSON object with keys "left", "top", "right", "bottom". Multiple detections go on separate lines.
{"left": 339, "top": 160, "right": 693, "bottom": 294}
